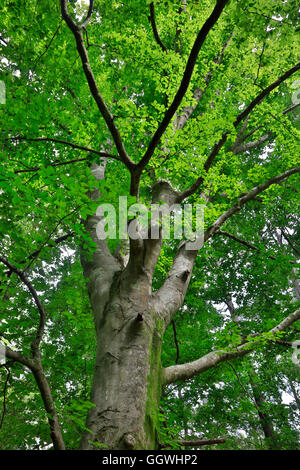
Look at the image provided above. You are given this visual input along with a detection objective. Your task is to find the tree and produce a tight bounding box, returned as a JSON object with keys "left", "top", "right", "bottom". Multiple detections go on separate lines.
{"left": 0, "top": 0, "right": 299, "bottom": 450}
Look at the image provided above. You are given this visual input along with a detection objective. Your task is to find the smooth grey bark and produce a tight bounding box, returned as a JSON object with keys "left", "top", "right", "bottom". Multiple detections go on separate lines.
{"left": 79, "top": 279, "right": 164, "bottom": 449}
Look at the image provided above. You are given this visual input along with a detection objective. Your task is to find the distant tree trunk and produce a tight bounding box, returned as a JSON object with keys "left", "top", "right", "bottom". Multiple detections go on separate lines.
{"left": 224, "top": 296, "right": 279, "bottom": 450}
{"left": 289, "top": 379, "right": 300, "bottom": 411}
{"left": 249, "top": 376, "right": 279, "bottom": 450}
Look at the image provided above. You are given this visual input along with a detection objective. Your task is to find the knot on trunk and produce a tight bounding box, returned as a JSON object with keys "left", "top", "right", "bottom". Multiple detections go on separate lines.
{"left": 179, "top": 270, "right": 190, "bottom": 282}
{"left": 123, "top": 433, "right": 136, "bottom": 449}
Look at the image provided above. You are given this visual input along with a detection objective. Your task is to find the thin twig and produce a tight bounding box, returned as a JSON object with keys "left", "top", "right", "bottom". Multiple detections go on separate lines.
{"left": 254, "top": 42, "right": 266, "bottom": 88}
{"left": 226, "top": 361, "right": 260, "bottom": 413}
{"left": 14, "top": 158, "right": 87, "bottom": 174}
{"left": 149, "top": 3, "right": 167, "bottom": 53}
{"left": 281, "top": 230, "right": 300, "bottom": 258}
{"left": 33, "top": 20, "right": 63, "bottom": 70}
{"left": 6, "top": 136, "right": 120, "bottom": 161}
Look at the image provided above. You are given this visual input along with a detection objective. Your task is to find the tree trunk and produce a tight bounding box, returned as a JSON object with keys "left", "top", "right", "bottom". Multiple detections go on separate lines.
{"left": 289, "top": 379, "right": 300, "bottom": 411}
{"left": 78, "top": 173, "right": 180, "bottom": 450}
{"left": 79, "top": 267, "right": 165, "bottom": 450}
{"left": 250, "top": 377, "right": 278, "bottom": 450}
{"left": 32, "top": 363, "right": 66, "bottom": 450}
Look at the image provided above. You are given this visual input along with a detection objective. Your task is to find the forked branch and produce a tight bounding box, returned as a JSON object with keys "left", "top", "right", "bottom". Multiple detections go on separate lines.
{"left": 154, "top": 165, "right": 300, "bottom": 325}
{"left": 0, "top": 258, "right": 65, "bottom": 449}
{"left": 137, "top": 0, "right": 230, "bottom": 171}
{"left": 60, "top": 0, "right": 94, "bottom": 30}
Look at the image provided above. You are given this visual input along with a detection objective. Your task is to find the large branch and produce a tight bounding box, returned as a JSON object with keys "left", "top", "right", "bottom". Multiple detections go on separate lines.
{"left": 80, "top": 0, "right": 94, "bottom": 29}
{"left": 164, "top": 308, "right": 300, "bottom": 384}
{"left": 160, "top": 437, "right": 226, "bottom": 448}
{"left": 230, "top": 132, "right": 271, "bottom": 155}
{"left": 177, "top": 437, "right": 226, "bottom": 447}
{"left": 155, "top": 29, "right": 232, "bottom": 146}
{"left": 204, "top": 166, "right": 300, "bottom": 241}
{"left": 137, "top": 0, "right": 229, "bottom": 171}
{"left": 0, "top": 256, "right": 46, "bottom": 357}
{"left": 151, "top": 242, "right": 198, "bottom": 328}
{"left": 80, "top": 162, "right": 122, "bottom": 332}
{"left": 178, "top": 61, "right": 300, "bottom": 201}
{"left": 154, "top": 34, "right": 232, "bottom": 174}
{"left": 235, "top": 62, "right": 300, "bottom": 129}
{"left": 60, "top": 0, "right": 134, "bottom": 170}
{"left": 153, "top": 166, "right": 300, "bottom": 325}
{"left": 214, "top": 230, "right": 297, "bottom": 264}
{"left": 4, "top": 347, "right": 35, "bottom": 370}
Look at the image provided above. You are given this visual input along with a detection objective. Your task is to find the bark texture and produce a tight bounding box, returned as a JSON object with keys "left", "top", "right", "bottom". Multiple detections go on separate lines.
{"left": 79, "top": 171, "right": 172, "bottom": 449}
{"left": 79, "top": 282, "right": 164, "bottom": 449}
